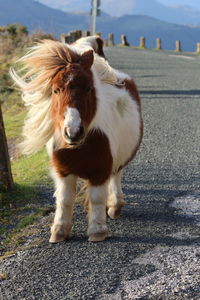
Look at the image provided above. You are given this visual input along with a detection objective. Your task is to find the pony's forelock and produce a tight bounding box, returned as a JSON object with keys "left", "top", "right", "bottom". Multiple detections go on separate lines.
{"left": 11, "top": 40, "right": 80, "bottom": 93}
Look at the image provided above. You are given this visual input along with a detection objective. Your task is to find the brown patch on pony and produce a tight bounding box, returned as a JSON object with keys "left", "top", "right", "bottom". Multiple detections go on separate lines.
{"left": 52, "top": 130, "right": 113, "bottom": 186}
{"left": 96, "top": 37, "right": 106, "bottom": 59}
{"left": 50, "top": 50, "right": 97, "bottom": 132}
{"left": 124, "top": 79, "right": 141, "bottom": 107}
{"left": 118, "top": 78, "right": 143, "bottom": 171}
{"left": 81, "top": 49, "right": 94, "bottom": 68}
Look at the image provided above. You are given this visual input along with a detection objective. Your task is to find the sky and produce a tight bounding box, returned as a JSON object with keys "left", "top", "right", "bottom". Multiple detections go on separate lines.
{"left": 37, "top": 0, "right": 200, "bottom": 17}
{"left": 158, "top": 0, "right": 200, "bottom": 9}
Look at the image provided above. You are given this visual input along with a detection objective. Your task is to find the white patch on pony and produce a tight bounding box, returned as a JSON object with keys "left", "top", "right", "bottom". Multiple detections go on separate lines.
{"left": 89, "top": 69, "right": 141, "bottom": 173}
{"left": 87, "top": 182, "right": 108, "bottom": 237}
{"left": 64, "top": 107, "right": 81, "bottom": 138}
{"left": 68, "top": 36, "right": 99, "bottom": 55}
{"left": 50, "top": 171, "right": 77, "bottom": 242}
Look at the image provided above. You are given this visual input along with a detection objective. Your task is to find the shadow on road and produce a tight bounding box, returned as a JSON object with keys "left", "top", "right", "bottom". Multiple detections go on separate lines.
{"left": 141, "top": 89, "right": 200, "bottom": 96}
{"left": 106, "top": 235, "right": 200, "bottom": 247}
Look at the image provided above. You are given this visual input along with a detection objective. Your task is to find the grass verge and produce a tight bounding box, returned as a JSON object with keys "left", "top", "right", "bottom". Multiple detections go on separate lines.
{"left": 0, "top": 149, "right": 53, "bottom": 255}
{"left": 1, "top": 97, "right": 53, "bottom": 255}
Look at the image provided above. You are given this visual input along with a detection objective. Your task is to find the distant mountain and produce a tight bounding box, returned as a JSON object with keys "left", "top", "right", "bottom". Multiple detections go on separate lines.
{"left": 129, "top": 0, "right": 200, "bottom": 26}
{"left": 38, "top": 0, "right": 200, "bottom": 25}
{"left": 1, "top": 0, "right": 200, "bottom": 52}
{"left": 98, "top": 15, "right": 200, "bottom": 52}
{"left": 0, "top": 0, "right": 90, "bottom": 36}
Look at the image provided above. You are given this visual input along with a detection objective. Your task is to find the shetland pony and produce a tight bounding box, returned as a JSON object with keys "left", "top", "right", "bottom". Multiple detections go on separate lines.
{"left": 10, "top": 36, "right": 143, "bottom": 243}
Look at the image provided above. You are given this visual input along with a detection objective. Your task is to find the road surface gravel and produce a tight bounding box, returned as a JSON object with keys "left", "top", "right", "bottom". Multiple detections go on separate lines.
{"left": 0, "top": 47, "right": 200, "bottom": 300}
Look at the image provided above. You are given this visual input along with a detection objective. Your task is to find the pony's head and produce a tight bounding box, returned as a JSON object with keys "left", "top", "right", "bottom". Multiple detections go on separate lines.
{"left": 51, "top": 49, "right": 97, "bottom": 146}
{"left": 10, "top": 39, "right": 113, "bottom": 154}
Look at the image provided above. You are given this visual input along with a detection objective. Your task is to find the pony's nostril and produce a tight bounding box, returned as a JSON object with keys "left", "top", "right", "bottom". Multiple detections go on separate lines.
{"left": 78, "top": 126, "right": 84, "bottom": 138}
{"left": 64, "top": 126, "right": 84, "bottom": 143}
{"left": 64, "top": 128, "right": 70, "bottom": 139}
{"left": 73, "top": 126, "right": 84, "bottom": 141}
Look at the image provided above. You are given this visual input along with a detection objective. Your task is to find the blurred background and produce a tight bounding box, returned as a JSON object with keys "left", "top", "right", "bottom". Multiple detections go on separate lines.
{"left": 1, "top": 0, "right": 200, "bottom": 51}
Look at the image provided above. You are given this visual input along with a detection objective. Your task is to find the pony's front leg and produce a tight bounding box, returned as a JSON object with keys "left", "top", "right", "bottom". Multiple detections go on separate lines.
{"left": 107, "top": 170, "right": 125, "bottom": 219}
{"left": 87, "top": 183, "right": 108, "bottom": 242}
{"left": 50, "top": 173, "right": 77, "bottom": 243}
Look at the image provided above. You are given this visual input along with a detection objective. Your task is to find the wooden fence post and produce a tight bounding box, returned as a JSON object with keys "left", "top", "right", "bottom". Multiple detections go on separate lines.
{"left": 196, "top": 43, "right": 200, "bottom": 54}
{"left": 140, "top": 36, "right": 146, "bottom": 48}
{"left": 60, "top": 30, "right": 83, "bottom": 44}
{"left": 0, "top": 104, "right": 13, "bottom": 191}
{"left": 60, "top": 33, "right": 71, "bottom": 44}
{"left": 108, "top": 33, "right": 115, "bottom": 46}
{"left": 175, "top": 40, "right": 181, "bottom": 52}
{"left": 70, "top": 31, "right": 78, "bottom": 43}
{"left": 121, "top": 35, "right": 129, "bottom": 46}
{"left": 82, "top": 31, "right": 90, "bottom": 37}
{"left": 75, "top": 30, "right": 82, "bottom": 39}
{"left": 156, "top": 38, "right": 162, "bottom": 50}
{"left": 60, "top": 34, "right": 66, "bottom": 43}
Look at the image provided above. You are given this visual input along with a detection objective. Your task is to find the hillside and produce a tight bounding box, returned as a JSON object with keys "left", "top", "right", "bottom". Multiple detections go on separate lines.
{"left": 98, "top": 15, "right": 200, "bottom": 52}
{"left": 1, "top": 0, "right": 200, "bottom": 52}
{"left": 0, "top": 0, "right": 90, "bottom": 35}
{"left": 129, "top": 0, "right": 200, "bottom": 25}
{"left": 38, "top": 0, "right": 200, "bottom": 25}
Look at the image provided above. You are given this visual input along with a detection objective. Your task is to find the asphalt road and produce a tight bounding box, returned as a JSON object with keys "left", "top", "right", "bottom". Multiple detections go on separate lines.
{"left": 1, "top": 47, "right": 200, "bottom": 300}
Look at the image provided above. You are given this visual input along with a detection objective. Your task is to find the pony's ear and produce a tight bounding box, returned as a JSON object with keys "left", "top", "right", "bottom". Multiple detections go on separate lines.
{"left": 80, "top": 50, "right": 94, "bottom": 69}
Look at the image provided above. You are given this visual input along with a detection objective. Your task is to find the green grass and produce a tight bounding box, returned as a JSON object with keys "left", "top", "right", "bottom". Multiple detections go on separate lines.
{"left": 3, "top": 107, "right": 27, "bottom": 140}
{"left": 0, "top": 149, "right": 51, "bottom": 208}
{"left": 0, "top": 147, "right": 52, "bottom": 253}
{"left": 1, "top": 94, "right": 52, "bottom": 251}
{"left": 0, "top": 33, "right": 56, "bottom": 254}
{"left": 12, "top": 149, "right": 50, "bottom": 185}
{"left": 16, "top": 208, "right": 44, "bottom": 230}
{"left": 137, "top": 46, "right": 146, "bottom": 49}
{"left": 2, "top": 208, "right": 45, "bottom": 250}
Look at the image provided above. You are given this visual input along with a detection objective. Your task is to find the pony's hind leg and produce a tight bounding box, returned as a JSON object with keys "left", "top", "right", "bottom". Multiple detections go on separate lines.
{"left": 50, "top": 172, "right": 77, "bottom": 243}
{"left": 107, "top": 170, "right": 125, "bottom": 219}
{"left": 87, "top": 182, "right": 108, "bottom": 242}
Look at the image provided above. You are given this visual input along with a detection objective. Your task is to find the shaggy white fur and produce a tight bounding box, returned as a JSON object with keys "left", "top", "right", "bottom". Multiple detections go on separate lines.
{"left": 89, "top": 68, "right": 141, "bottom": 173}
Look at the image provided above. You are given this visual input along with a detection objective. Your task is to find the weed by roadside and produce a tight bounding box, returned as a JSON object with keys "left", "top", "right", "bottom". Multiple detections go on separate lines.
{"left": 0, "top": 25, "right": 56, "bottom": 256}
{"left": 0, "top": 149, "right": 54, "bottom": 253}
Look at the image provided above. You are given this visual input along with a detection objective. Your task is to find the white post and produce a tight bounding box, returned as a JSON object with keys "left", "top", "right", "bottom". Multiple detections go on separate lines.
{"left": 91, "top": 0, "right": 98, "bottom": 35}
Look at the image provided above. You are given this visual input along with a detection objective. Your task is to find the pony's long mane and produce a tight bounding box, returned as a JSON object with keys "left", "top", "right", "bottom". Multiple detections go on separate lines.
{"left": 10, "top": 39, "right": 120, "bottom": 155}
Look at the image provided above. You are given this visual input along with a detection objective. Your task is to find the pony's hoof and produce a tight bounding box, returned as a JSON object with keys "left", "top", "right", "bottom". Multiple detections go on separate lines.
{"left": 88, "top": 231, "right": 107, "bottom": 242}
{"left": 87, "top": 224, "right": 108, "bottom": 242}
{"left": 49, "top": 225, "right": 70, "bottom": 243}
{"left": 107, "top": 207, "right": 122, "bottom": 219}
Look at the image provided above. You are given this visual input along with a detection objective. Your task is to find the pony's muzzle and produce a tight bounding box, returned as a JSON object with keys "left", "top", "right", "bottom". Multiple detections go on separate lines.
{"left": 64, "top": 125, "right": 85, "bottom": 145}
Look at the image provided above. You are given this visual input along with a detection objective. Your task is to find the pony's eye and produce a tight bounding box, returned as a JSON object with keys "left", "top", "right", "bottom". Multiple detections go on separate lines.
{"left": 54, "top": 88, "right": 60, "bottom": 94}
{"left": 86, "top": 86, "right": 92, "bottom": 93}
{"left": 68, "top": 82, "right": 75, "bottom": 90}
